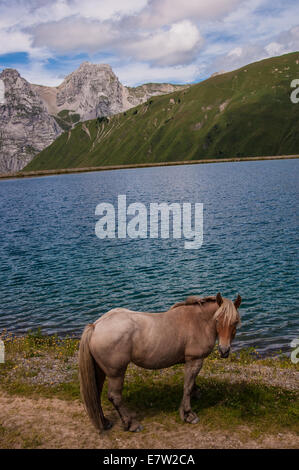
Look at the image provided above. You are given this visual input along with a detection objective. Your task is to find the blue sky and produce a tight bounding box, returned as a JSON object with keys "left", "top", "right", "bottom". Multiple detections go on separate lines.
{"left": 0, "top": 0, "right": 298, "bottom": 86}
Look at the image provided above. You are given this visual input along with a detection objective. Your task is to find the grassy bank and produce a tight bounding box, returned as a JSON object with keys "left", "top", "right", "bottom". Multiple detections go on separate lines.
{"left": 0, "top": 330, "right": 298, "bottom": 448}
{"left": 0, "top": 154, "right": 298, "bottom": 180}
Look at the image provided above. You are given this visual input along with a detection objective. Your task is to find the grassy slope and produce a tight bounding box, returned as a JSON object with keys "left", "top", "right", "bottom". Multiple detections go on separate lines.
{"left": 25, "top": 52, "right": 299, "bottom": 171}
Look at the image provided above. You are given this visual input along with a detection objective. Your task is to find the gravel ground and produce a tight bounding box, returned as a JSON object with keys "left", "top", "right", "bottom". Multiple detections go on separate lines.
{"left": 202, "top": 362, "right": 299, "bottom": 391}
{"left": 9, "top": 354, "right": 78, "bottom": 385}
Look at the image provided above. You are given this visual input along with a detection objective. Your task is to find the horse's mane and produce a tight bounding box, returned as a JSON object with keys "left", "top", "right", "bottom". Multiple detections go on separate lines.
{"left": 170, "top": 295, "right": 241, "bottom": 326}
{"left": 170, "top": 295, "right": 216, "bottom": 310}
{"left": 214, "top": 299, "right": 241, "bottom": 326}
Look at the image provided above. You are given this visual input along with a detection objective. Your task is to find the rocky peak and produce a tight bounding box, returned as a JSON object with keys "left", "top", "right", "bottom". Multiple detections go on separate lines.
{"left": 77, "top": 61, "right": 112, "bottom": 72}
{"left": 1, "top": 68, "right": 42, "bottom": 111}
{"left": 78, "top": 61, "right": 92, "bottom": 68}
{"left": 54, "top": 62, "right": 124, "bottom": 120}
{"left": 34, "top": 62, "right": 188, "bottom": 122}
{"left": 61, "top": 62, "right": 114, "bottom": 85}
{"left": 0, "top": 68, "right": 61, "bottom": 173}
{"left": 0, "top": 62, "right": 189, "bottom": 173}
{"left": 1, "top": 68, "right": 21, "bottom": 80}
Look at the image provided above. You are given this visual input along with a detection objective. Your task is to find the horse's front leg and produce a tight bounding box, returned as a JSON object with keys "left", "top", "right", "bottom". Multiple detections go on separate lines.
{"left": 179, "top": 358, "right": 203, "bottom": 424}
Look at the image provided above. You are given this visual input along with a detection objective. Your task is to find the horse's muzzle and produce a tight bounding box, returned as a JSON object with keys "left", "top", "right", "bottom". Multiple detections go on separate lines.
{"left": 218, "top": 346, "right": 230, "bottom": 358}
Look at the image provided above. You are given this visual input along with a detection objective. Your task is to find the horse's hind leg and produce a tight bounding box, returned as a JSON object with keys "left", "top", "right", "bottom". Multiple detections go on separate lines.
{"left": 179, "top": 358, "right": 203, "bottom": 424}
{"left": 107, "top": 371, "right": 142, "bottom": 432}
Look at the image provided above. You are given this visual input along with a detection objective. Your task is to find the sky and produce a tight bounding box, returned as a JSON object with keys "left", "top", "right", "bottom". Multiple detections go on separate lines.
{"left": 0, "top": 0, "right": 298, "bottom": 87}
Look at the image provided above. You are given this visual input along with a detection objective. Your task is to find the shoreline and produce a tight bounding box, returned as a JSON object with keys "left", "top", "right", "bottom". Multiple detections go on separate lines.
{"left": 1, "top": 154, "right": 298, "bottom": 180}
{"left": 0, "top": 328, "right": 292, "bottom": 359}
{"left": 0, "top": 329, "right": 293, "bottom": 360}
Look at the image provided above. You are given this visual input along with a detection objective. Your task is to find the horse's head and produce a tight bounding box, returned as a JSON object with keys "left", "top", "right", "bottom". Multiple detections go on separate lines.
{"left": 214, "top": 292, "right": 242, "bottom": 358}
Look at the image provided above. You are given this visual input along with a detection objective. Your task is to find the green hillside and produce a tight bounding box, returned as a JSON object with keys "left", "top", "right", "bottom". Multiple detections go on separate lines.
{"left": 25, "top": 52, "right": 299, "bottom": 171}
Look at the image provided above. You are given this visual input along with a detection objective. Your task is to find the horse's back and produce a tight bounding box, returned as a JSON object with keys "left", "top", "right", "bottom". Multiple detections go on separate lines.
{"left": 89, "top": 307, "right": 187, "bottom": 372}
{"left": 92, "top": 308, "right": 137, "bottom": 341}
{"left": 90, "top": 307, "right": 154, "bottom": 346}
{"left": 88, "top": 309, "right": 137, "bottom": 371}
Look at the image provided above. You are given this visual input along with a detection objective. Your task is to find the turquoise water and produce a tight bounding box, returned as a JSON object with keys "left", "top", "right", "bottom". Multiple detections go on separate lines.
{"left": 0, "top": 159, "right": 298, "bottom": 354}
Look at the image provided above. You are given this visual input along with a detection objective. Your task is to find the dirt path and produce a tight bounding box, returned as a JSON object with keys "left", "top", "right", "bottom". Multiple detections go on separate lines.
{"left": 0, "top": 391, "right": 298, "bottom": 449}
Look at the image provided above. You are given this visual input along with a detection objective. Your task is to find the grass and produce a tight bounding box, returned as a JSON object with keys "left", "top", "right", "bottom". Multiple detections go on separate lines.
{"left": 0, "top": 330, "right": 298, "bottom": 438}
{"left": 0, "top": 423, "right": 43, "bottom": 449}
{"left": 122, "top": 372, "right": 299, "bottom": 434}
{"left": 53, "top": 109, "right": 81, "bottom": 131}
{"left": 2, "top": 327, "right": 79, "bottom": 359}
{"left": 24, "top": 52, "right": 299, "bottom": 172}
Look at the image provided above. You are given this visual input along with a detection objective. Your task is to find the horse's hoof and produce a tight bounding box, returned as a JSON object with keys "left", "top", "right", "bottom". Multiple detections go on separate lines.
{"left": 190, "top": 416, "right": 200, "bottom": 424}
{"left": 129, "top": 423, "right": 143, "bottom": 432}
{"left": 184, "top": 412, "right": 199, "bottom": 424}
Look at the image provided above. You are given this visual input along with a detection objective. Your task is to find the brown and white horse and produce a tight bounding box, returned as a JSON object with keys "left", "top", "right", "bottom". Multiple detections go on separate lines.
{"left": 79, "top": 292, "right": 241, "bottom": 432}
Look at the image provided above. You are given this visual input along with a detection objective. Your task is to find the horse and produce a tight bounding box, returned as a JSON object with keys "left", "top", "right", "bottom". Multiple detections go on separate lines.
{"left": 78, "top": 292, "right": 241, "bottom": 433}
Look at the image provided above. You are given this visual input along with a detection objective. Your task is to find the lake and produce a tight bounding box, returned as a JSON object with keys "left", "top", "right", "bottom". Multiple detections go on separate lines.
{"left": 0, "top": 159, "right": 298, "bottom": 355}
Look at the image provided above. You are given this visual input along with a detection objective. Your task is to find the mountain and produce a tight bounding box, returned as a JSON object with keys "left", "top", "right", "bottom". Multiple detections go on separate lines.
{"left": 0, "top": 63, "right": 186, "bottom": 173}
{"left": 25, "top": 52, "right": 299, "bottom": 172}
{"left": 0, "top": 69, "right": 62, "bottom": 173}
{"left": 32, "top": 62, "right": 185, "bottom": 125}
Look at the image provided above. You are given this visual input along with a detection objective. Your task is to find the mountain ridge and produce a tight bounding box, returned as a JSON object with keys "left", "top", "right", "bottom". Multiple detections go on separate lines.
{"left": 0, "top": 63, "right": 186, "bottom": 173}
{"left": 25, "top": 52, "right": 299, "bottom": 172}
{"left": 32, "top": 62, "right": 186, "bottom": 121}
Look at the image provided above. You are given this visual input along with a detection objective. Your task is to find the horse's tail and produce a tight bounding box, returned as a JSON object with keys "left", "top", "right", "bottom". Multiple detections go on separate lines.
{"left": 78, "top": 323, "right": 106, "bottom": 432}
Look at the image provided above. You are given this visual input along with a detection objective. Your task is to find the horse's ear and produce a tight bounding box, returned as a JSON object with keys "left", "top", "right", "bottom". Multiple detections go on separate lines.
{"left": 234, "top": 294, "right": 242, "bottom": 309}
{"left": 216, "top": 292, "right": 223, "bottom": 306}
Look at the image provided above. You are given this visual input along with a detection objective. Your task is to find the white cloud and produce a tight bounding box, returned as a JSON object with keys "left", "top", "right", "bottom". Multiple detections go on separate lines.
{"left": 205, "top": 22, "right": 299, "bottom": 78}
{"left": 0, "top": 28, "right": 33, "bottom": 56}
{"left": 265, "top": 42, "right": 284, "bottom": 56}
{"left": 123, "top": 21, "right": 203, "bottom": 66}
{"left": 228, "top": 47, "right": 243, "bottom": 57}
{"left": 16, "top": 62, "right": 63, "bottom": 87}
{"left": 138, "top": 0, "right": 242, "bottom": 28}
{"left": 32, "top": 18, "right": 117, "bottom": 53}
{"left": 115, "top": 62, "right": 200, "bottom": 86}
{"left": 0, "top": 0, "right": 239, "bottom": 62}
{"left": 0, "top": 0, "right": 299, "bottom": 87}
{"left": 0, "top": 0, "right": 148, "bottom": 28}
{"left": 32, "top": 18, "right": 203, "bottom": 66}
{"left": 275, "top": 25, "right": 299, "bottom": 53}
{"left": 71, "top": 0, "right": 148, "bottom": 21}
